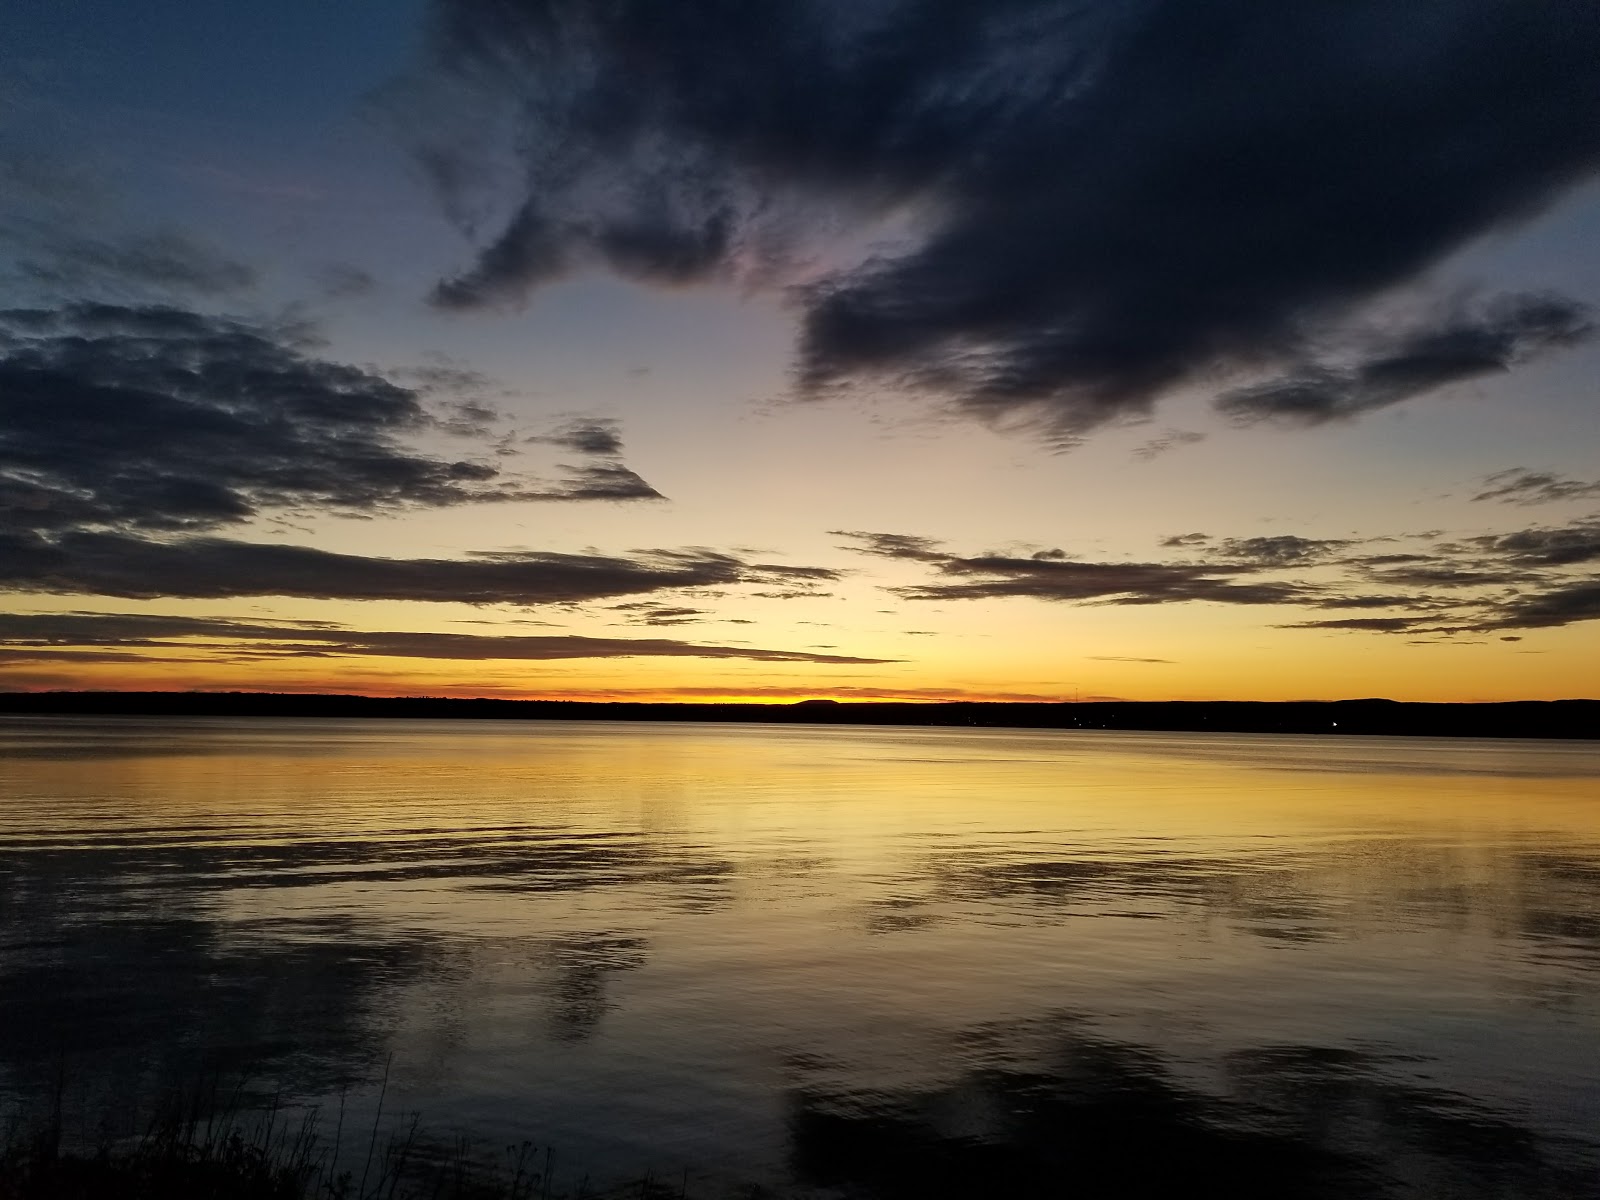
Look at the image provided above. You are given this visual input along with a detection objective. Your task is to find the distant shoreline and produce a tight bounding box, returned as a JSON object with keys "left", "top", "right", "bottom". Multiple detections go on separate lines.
{"left": 0, "top": 691, "right": 1596, "bottom": 739}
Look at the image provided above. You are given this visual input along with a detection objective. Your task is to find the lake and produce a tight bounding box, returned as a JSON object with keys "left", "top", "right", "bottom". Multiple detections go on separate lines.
{"left": 1, "top": 716, "right": 1597, "bottom": 1197}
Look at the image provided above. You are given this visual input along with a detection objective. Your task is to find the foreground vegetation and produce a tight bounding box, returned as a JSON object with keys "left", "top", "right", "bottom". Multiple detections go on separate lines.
{"left": 0, "top": 1096, "right": 695, "bottom": 1200}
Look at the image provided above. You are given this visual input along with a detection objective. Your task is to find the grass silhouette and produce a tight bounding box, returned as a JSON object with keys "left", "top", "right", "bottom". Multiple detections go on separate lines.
{"left": 0, "top": 1077, "right": 696, "bottom": 1200}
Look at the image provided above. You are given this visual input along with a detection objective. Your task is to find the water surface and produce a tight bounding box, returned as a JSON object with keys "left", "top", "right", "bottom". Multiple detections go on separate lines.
{"left": 2, "top": 717, "right": 1597, "bottom": 1196}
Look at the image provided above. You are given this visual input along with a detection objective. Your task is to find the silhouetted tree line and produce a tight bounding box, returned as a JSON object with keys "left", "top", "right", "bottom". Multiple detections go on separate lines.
{"left": 0, "top": 692, "right": 1594, "bottom": 738}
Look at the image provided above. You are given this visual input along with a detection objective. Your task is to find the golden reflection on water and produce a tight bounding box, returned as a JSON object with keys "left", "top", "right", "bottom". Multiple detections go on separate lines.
{"left": 2, "top": 717, "right": 1598, "bottom": 1196}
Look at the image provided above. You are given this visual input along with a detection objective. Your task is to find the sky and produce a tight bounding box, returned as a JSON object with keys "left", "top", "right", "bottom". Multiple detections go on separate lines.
{"left": 1, "top": 0, "right": 1598, "bottom": 703}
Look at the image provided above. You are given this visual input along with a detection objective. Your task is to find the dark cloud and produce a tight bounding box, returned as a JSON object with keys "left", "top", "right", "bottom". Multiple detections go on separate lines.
{"left": 1473, "top": 469, "right": 1600, "bottom": 507}
{"left": 835, "top": 531, "right": 1306, "bottom": 607}
{"left": 530, "top": 417, "right": 627, "bottom": 457}
{"left": 893, "top": 557, "right": 1304, "bottom": 606}
{"left": 1478, "top": 579, "right": 1600, "bottom": 631}
{"left": 0, "top": 611, "right": 892, "bottom": 666}
{"left": 0, "top": 531, "right": 840, "bottom": 604}
{"left": 533, "top": 460, "right": 663, "bottom": 501}
{"left": 838, "top": 517, "right": 1600, "bottom": 634}
{"left": 0, "top": 647, "right": 191, "bottom": 665}
{"left": 1281, "top": 616, "right": 1427, "bottom": 633}
{"left": 521, "top": 418, "right": 664, "bottom": 499}
{"left": 1347, "top": 552, "right": 1438, "bottom": 566}
{"left": 410, "top": 0, "right": 1600, "bottom": 438}
{"left": 1359, "top": 563, "right": 1532, "bottom": 588}
{"left": 1215, "top": 536, "right": 1351, "bottom": 567}
{"left": 0, "top": 612, "right": 337, "bottom": 643}
{"left": 0, "top": 304, "right": 665, "bottom": 538}
{"left": 610, "top": 604, "right": 709, "bottom": 627}
{"left": 392, "top": 359, "right": 508, "bottom": 436}
{"left": 1272, "top": 515, "right": 1600, "bottom": 632}
{"left": 1472, "top": 520, "right": 1600, "bottom": 567}
{"left": 1217, "top": 294, "right": 1594, "bottom": 426}
{"left": 829, "top": 530, "right": 946, "bottom": 561}
{"left": 1306, "top": 593, "right": 1442, "bottom": 611}
{"left": 1088, "top": 656, "right": 1172, "bottom": 664}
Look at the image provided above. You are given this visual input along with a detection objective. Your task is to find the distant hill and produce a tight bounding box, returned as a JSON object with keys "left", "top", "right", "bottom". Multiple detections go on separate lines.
{"left": 0, "top": 692, "right": 1595, "bottom": 739}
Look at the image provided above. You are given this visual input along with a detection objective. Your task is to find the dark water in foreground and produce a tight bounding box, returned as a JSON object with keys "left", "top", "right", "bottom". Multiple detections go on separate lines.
{"left": 1, "top": 716, "right": 1597, "bottom": 1197}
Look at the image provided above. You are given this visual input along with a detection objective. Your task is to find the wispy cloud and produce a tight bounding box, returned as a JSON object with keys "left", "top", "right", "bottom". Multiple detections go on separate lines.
{"left": 1472, "top": 468, "right": 1600, "bottom": 507}
{"left": 0, "top": 532, "right": 840, "bottom": 605}
{"left": 528, "top": 418, "right": 626, "bottom": 457}
{"left": 1132, "top": 430, "right": 1205, "bottom": 461}
{"left": 523, "top": 418, "right": 664, "bottom": 500}
{"left": 838, "top": 518, "right": 1600, "bottom": 634}
{"left": 0, "top": 611, "right": 894, "bottom": 667}
{"left": 0, "top": 147, "right": 257, "bottom": 299}
{"left": 1217, "top": 294, "right": 1592, "bottom": 427}
{"left": 836, "top": 531, "right": 1307, "bottom": 607}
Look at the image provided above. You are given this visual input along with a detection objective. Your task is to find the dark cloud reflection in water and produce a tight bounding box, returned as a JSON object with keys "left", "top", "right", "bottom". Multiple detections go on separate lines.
{"left": 788, "top": 1016, "right": 1597, "bottom": 1199}
{"left": 1, "top": 719, "right": 1598, "bottom": 1194}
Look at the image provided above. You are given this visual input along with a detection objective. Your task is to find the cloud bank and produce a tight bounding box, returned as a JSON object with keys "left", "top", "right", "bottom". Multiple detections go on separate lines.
{"left": 410, "top": 0, "right": 1600, "bottom": 438}
{"left": 0, "top": 304, "right": 696, "bottom": 610}
{"left": 0, "top": 304, "right": 668, "bottom": 537}
{"left": 838, "top": 517, "right": 1600, "bottom": 634}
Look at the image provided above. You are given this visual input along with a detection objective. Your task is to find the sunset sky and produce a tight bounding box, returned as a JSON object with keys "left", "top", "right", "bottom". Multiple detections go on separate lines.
{"left": 2, "top": 0, "right": 1598, "bottom": 702}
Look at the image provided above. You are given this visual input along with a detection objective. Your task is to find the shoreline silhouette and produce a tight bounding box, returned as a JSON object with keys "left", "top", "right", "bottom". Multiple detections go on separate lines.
{"left": 0, "top": 692, "right": 1594, "bottom": 739}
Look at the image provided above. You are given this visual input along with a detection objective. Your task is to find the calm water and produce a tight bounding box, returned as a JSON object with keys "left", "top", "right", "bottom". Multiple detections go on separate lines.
{"left": 2, "top": 716, "right": 1598, "bottom": 1197}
